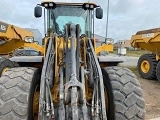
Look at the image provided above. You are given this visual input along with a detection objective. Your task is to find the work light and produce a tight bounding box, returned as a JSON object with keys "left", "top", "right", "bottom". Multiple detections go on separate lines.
{"left": 24, "top": 37, "right": 34, "bottom": 43}
{"left": 85, "top": 4, "right": 89, "bottom": 8}
{"left": 44, "top": 3, "right": 48, "bottom": 7}
{"left": 49, "top": 3, "right": 54, "bottom": 7}
{"left": 90, "top": 5, "right": 94, "bottom": 9}
{"left": 42, "top": 2, "right": 56, "bottom": 9}
{"left": 83, "top": 3, "right": 96, "bottom": 10}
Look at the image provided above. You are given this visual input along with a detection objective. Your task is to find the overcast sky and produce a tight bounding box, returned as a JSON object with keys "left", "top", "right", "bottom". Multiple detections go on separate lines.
{"left": 0, "top": 0, "right": 160, "bottom": 42}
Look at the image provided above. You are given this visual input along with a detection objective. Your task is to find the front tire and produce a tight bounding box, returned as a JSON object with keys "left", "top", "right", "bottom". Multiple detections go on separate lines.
{"left": 0, "top": 67, "right": 40, "bottom": 120}
{"left": 102, "top": 67, "right": 145, "bottom": 120}
{"left": 138, "top": 54, "right": 157, "bottom": 79}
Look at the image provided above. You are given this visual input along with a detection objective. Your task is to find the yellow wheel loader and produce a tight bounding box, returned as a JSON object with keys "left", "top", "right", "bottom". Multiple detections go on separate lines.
{"left": 131, "top": 28, "right": 160, "bottom": 82}
{"left": 0, "top": 1, "right": 145, "bottom": 120}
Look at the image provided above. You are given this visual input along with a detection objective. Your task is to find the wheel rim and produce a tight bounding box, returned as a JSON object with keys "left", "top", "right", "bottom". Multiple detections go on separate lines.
{"left": 1, "top": 67, "right": 9, "bottom": 75}
{"left": 141, "top": 60, "right": 150, "bottom": 73}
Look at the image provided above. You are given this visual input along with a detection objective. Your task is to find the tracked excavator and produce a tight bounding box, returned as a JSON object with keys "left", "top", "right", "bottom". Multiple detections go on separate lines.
{"left": 0, "top": 1, "right": 145, "bottom": 120}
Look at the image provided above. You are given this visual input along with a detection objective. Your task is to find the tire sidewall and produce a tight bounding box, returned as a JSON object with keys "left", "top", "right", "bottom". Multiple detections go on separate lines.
{"left": 28, "top": 69, "right": 41, "bottom": 120}
{"left": 101, "top": 68, "right": 115, "bottom": 120}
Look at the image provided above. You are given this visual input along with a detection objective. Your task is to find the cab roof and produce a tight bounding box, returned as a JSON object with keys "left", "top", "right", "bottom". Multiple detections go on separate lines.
{"left": 41, "top": 1, "right": 97, "bottom": 7}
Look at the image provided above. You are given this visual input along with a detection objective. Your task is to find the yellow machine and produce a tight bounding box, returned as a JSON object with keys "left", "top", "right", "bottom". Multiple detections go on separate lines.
{"left": 95, "top": 43, "right": 114, "bottom": 55}
{"left": 0, "top": 1, "right": 145, "bottom": 120}
{"left": 0, "top": 21, "right": 44, "bottom": 54}
{"left": 131, "top": 28, "right": 160, "bottom": 82}
{"left": 0, "top": 21, "right": 44, "bottom": 76}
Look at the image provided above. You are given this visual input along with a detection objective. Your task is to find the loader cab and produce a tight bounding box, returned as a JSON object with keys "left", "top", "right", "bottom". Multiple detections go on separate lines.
{"left": 34, "top": 2, "right": 103, "bottom": 38}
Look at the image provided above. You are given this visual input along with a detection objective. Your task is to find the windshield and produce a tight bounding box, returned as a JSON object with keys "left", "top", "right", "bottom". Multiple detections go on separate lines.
{"left": 50, "top": 6, "right": 87, "bottom": 35}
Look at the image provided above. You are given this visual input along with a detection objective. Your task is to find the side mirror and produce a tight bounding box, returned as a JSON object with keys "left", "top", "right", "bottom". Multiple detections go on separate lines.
{"left": 34, "top": 6, "right": 42, "bottom": 18}
{"left": 96, "top": 8, "right": 103, "bottom": 19}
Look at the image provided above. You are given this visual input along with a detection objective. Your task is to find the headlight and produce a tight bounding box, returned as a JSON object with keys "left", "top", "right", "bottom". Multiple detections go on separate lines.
{"left": 106, "top": 38, "right": 114, "bottom": 44}
{"left": 24, "top": 37, "right": 34, "bottom": 43}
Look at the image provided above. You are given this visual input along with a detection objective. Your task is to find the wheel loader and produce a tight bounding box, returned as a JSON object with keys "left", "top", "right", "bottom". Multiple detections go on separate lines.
{"left": 0, "top": 1, "right": 145, "bottom": 120}
{"left": 131, "top": 28, "right": 160, "bottom": 82}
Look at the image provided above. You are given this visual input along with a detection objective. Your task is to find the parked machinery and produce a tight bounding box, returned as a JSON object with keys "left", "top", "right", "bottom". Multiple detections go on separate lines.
{"left": 0, "top": 1, "right": 145, "bottom": 120}
{"left": 0, "top": 21, "right": 44, "bottom": 76}
{"left": 131, "top": 28, "right": 160, "bottom": 82}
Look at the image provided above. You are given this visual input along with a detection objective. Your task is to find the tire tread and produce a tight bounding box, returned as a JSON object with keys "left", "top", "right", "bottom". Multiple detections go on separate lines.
{"left": 0, "top": 67, "right": 38, "bottom": 120}
{"left": 103, "top": 67, "right": 145, "bottom": 120}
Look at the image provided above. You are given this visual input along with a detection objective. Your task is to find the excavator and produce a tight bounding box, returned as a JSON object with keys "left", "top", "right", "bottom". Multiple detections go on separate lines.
{"left": 0, "top": 1, "right": 145, "bottom": 120}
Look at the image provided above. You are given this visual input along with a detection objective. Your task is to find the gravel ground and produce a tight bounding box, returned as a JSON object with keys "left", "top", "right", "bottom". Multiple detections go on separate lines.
{"left": 135, "top": 71, "right": 160, "bottom": 120}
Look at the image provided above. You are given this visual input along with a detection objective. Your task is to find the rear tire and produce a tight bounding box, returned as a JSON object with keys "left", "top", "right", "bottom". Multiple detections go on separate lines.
{"left": 138, "top": 54, "right": 157, "bottom": 79}
{"left": 0, "top": 67, "right": 40, "bottom": 120}
{"left": 102, "top": 67, "right": 145, "bottom": 120}
{"left": 0, "top": 58, "right": 14, "bottom": 77}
